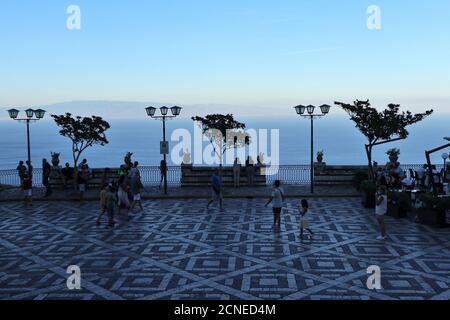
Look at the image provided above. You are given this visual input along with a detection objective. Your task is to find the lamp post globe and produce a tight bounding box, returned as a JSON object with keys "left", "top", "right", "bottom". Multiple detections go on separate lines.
{"left": 34, "top": 109, "right": 46, "bottom": 119}
{"left": 320, "top": 104, "right": 331, "bottom": 115}
{"left": 306, "top": 105, "right": 315, "bottom": 115}
{"left": 145, "top": 106, "right": 156, "bottom": 117}
{"left": 7, "top": 109, "right": 19, "bottom": 119}
{"left": 170, "top": 106, "right": 182, "bottom": 117}
{"left": 294, "top": 105, "right": 306, "bottom": 115}
{"left": 160, "top": 106, "right": 169, "bottom": 116}
{"left": 25, "top": 108, "right": 34, "bottom": 118}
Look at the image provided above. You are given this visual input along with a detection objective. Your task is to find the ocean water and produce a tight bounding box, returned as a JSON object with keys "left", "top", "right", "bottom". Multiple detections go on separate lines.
{"left": 0, "top": 115, "right": 448, "bottom": 170}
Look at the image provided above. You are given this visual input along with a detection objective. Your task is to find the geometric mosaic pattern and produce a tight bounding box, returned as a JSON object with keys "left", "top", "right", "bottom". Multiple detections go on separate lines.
{"left": 0, "top": 198, "right": 449, "bottom": 300}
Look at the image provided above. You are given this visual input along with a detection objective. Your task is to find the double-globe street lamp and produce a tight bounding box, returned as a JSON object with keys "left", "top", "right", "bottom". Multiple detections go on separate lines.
{"left": 145, "top": 106, "right": 182, "bottom": 195}
{"left": 7, "top": 108, "right": 46, "bottom": 177}
{"left": 294, "top": 104, "right": 331, "bottom": 194}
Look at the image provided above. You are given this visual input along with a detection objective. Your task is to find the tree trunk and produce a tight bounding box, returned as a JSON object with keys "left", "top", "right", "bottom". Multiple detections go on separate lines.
{"left": 73, "top": 152, "right": 79, "bottom": 191}
{"left": 365, "top": 144, "right": 374, "bottom": 181}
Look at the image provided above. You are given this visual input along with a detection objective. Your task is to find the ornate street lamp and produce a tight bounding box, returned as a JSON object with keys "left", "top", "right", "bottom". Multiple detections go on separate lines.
{"left": 293, "top": 104, "right": 331, "bottom": 194}
{"left": 145, "top": 105, "right": 183, "bottom": 195}
{"left": 6, "top": 107, "right": 46, "bottom": 177}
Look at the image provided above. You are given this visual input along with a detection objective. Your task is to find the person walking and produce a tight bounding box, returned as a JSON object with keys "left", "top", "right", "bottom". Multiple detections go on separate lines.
{"left": 16, "top": 161, "right": 27, "bottom": 186}
{"left": 106, "top": 185, "right": 117, "bottom": 227}
{"left": 22, "top": 173, "right": 33, "bottom": 207}
{"left": 233, "top": 157, "right": 241, "bottom": 188}
{"left": 96, "top": 183, "right": 108, "bottom": 225}
{"left": 298, "top": 199, "right": 314, "bottom": 240}
{"left": 265, "top": 180, "right": 284, "bottom": 227}
{"left": 130, "top": 170, "right": 144, "bottom": 212}
{"left": 375, "top": 185, "right": 388, "bottom": 240}
{"left": 42, "top": 158, "right": 52, "bottom": 197}
{"left": 117, "top": 174, "right": 131, "bottom": 214}
{"left": 207, "top": 170, "right": 224, "bottom": 211}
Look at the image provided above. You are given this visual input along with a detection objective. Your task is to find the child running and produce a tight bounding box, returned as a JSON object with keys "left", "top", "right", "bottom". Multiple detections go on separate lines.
{"left": 96, "top": 184, "right": 108, "bottom": 225}
{"left": 299, "top": 199, "right": 314, "bottom": 240}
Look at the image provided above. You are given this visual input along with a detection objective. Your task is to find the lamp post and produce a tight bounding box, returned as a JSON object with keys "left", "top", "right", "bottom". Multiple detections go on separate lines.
{"left": 294, "top": 104, "right": 331, "bottom": 194}
{"left": 442, "top": 152, "right": 448, "bottom": 182}
{"left": 7, "top": 108, "right": 46, "bottom": 177}
{"left": 145, "top": 106, "right": 182, "bottom": 195}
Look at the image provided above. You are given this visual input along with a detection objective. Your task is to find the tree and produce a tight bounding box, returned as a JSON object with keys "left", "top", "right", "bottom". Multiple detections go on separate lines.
{"left": 52, "top": 113, "right": 111, "bottom": 172}
{"left": 334, "top": 100, "right": 433, "bottom": 179}
{"left": 191, "top": 114, "right": 250, "bottom": 169}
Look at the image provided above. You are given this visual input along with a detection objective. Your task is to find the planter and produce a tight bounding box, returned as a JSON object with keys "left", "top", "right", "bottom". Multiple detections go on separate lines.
{"left": 314, "top": 162, "right": 326, "bottom": 173}
{"left": 415, "top": 208, "right": 446, "bottom": 227}
{"left": 387, "top": 202, "right": 408, "bottom": 218}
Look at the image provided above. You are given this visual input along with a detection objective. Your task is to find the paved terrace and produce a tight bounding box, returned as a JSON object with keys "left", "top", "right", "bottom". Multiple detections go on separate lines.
{"left": 0, "top": 197, "right": 449, "bottom": 300}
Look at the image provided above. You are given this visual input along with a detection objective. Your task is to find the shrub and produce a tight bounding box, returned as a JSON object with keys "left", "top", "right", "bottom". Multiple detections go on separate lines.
{"left": 418, "top": 194, "right": 450, "bottom": 211}
{"left": 353, "top": 170, "right": 369, "bottom": 191}
{"left": 360, "top": 180, "right": 376, "bottom": 194}
{"left": 388, "top": 191, "right": 411, "bottom": 211}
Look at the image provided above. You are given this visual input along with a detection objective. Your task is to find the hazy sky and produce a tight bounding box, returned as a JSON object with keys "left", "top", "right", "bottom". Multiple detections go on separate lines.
{"left": 0, "top": 0, "right": 449, "bottom": 113}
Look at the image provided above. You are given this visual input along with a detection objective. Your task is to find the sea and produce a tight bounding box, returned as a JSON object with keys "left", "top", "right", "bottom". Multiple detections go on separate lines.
{"left": 0, "top": 115, "right": 449, "bottom": 170}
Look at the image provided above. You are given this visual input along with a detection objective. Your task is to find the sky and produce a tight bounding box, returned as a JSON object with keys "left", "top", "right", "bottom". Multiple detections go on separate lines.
{"left": 0, "top": 0, "right": 449, "bottom": 114}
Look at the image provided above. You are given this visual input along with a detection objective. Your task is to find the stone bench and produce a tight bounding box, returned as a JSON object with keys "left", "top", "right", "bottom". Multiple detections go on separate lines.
{"left": 49, "top": 168, "right": 119, "bottom": 190}
{"left": 181, "top": 165, "right": 267, "bottom": 187}
{"left": 314, "top": 165, "right": 367, "bottom": 186}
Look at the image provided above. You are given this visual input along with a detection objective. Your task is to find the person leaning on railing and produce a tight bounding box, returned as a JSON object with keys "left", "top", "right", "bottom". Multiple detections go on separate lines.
{"left": 16, "top": 161, "right": 27, "bottom": 187}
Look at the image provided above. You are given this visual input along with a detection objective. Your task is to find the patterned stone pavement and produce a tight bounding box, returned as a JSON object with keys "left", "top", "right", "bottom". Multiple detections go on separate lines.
{"left": 0, "top": 198, "right": 449, "bottom": 300}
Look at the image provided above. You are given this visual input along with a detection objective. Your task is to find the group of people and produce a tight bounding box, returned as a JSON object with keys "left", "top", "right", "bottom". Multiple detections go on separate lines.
{"left": 206, "top": 170, "right": 313, "bottom": 240}
{"left": 96, "top": 161, "right": 148, "bottom": 227}
{"left": 374, "top": 162, "right": 446, "bottom": 192}
{"left": 372, "top": 162, "right": 447, "bottom": 241}
{"left": 232, "top": 156, "right": 264, "bottom": 188}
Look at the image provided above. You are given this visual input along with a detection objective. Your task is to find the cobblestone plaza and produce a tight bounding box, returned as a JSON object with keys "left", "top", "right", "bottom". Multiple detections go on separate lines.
{"left": 0, "top": 198, "right": 449, "bottom": 300}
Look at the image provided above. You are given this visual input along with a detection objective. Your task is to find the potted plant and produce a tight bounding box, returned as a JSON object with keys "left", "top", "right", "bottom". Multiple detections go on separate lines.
{"left": 360, "top": 180, "right": 376, "bottom": 208}
{"left": 416, "top": 194, "right": 450, "bottom": 227}
{"left": 387, "top": 191, "right": 411, "bottom": 218}
{"left": 386, "top": 148, "right": 401, "bottom": 172}
{"left": 353, "top": 170, "right": 369, "bottom": 191}
{"left": 316, "top": 150, "right": 324, "bottom": 163}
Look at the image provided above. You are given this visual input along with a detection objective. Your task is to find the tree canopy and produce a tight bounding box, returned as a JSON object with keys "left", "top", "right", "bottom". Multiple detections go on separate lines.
{"left": 52, "top": 113, "right": 110, "bottom": 168}
{"left": 192, "top": 114, "right": 249, "bottom": 165}
{"left": 335, "top": 100, "right": 433, "bottom": 145}
{"left": 334, "top": 100, "right": 433, "bottom": 179}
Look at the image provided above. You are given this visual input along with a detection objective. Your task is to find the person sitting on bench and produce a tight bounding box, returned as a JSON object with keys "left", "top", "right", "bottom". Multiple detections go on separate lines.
{"left": 61, "top": 163, "right": 74, "bottom": 188}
